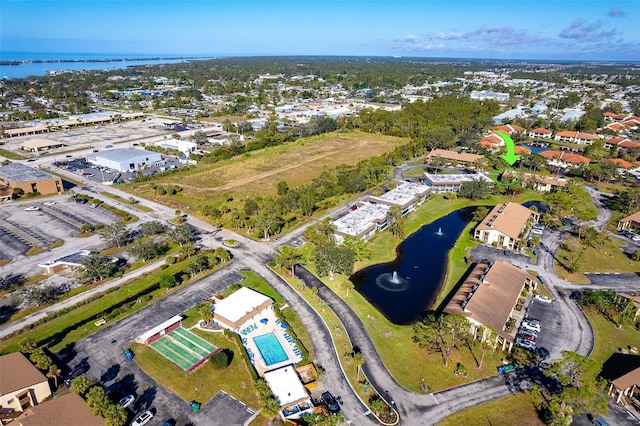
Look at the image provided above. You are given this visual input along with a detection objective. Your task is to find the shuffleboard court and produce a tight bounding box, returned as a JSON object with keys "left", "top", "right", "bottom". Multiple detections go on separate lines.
{"left": 151, "top": 340, "right": 193, "bottom": 370}
{"left": 173, "top": 327, "right": 217, "bottom": 352}
{"left": 170, "top": 333, "right": 210, "bottom": 358}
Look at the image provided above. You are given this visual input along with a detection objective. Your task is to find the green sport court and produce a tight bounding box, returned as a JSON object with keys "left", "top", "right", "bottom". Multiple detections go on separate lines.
{"left": 150, "top": 327, "right": 218, "bottom": 373}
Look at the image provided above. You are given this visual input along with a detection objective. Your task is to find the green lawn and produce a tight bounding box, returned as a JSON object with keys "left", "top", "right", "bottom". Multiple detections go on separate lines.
{"left": 584, "top": 307, "right": 640, "bottom": 365}
{"left": 132, "top": 330, "right": 259, "bottom": 407}
{"left": 437, "top": 392, "right": 544, "bottom": 426}
{"left": 554, "top": 235, "right": 640, "bottom": 283}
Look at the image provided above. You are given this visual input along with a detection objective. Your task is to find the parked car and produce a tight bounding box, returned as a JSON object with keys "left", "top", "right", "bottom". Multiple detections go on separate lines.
{"left": 63, "top": 364, "right": 90, "bottom": 385}
{"left": 591, "top": 417, "right": 609, "bottom": 426}
{"left": 24, "top": 206, "right": 40, "bottom": 211}
{"left": 75, "top": 198, "right": 88, "bottom": 204}
{"left": 43, "top": 201, "right": 56, "bottom": 206}
{"left": 131, "top": 411, "right": 154, "bottom": 426}
{"left": 535, "top": 295, "right": 553, "bottom": 304}
{"left": 322, "top": 391, "right": 340, "bottom": 414}
{"left": 521, "top": 321, "right": 541, "bottom": 333}
{"left": 531, "top": 228, "right": 543, "bottom": 235}
{"left": 118, "top": 395, "right": 135, "bottom": 409}
{"left": 517, "top": 332, "right": 536, "bottom": 342}
{"left": 516, "top": 338, "right": 536, "bottom": 350}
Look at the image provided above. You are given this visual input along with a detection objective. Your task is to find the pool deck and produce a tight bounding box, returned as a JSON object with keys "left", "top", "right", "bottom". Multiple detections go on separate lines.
{"left": 240, "top": 309, "right": 303, "bottom": 376}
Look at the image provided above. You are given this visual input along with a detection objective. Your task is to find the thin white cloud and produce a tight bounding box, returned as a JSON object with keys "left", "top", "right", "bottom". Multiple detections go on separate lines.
{"left": 435, "top": 32, "right": 462, "bottom": 40}
{"left": 608, "top": 7, "right": 625, "bottom": 17}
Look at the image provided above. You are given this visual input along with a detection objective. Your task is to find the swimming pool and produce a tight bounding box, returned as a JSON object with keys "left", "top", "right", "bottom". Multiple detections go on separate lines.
{"left": 253, "top": 333, "right": 289, "bottom": 366}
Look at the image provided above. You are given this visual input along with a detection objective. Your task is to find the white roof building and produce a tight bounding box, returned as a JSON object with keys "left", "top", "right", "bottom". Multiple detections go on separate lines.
{"left": 333, "top": 203, "right": 390, "bottom": 243}
{"left": 212, "top": 287, "right": 274, "bottom": 330}
{"left": 154, "top": 139, "right": 196, "bottom": 156}
{"left": 86, "top": 149, "right": 163, "bottom": 172}
{"left": 368, "top": 181, "right": 430, "bottom": 213}
{"left": 263, "top": 366, "right": 314, "bottom": 419}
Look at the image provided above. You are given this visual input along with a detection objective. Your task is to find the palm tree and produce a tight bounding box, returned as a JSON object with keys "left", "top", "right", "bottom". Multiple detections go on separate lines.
{"left": 353, "top": 352, "right": 365, "bottom": 381}
{"left": 70, "top": 375, "right": 93, "bottom": 395}
{"left": 47, "top": 363, "right": 61, "bottom": 389}
{"left": 341, "top": 280, "right": 354, "bottom": 297}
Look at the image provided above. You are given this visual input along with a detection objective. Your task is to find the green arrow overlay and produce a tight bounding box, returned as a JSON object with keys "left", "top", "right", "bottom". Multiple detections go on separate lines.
{"left": 495, "top": 130, "right": 520, "bottom": 166}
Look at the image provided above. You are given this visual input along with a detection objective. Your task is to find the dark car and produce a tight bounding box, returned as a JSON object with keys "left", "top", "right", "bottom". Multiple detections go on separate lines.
{"left": 322, "top": 391, "right": 340, "bottom": 414}
{"left": 64, "top": 363, "right": 90, "bottom": 385}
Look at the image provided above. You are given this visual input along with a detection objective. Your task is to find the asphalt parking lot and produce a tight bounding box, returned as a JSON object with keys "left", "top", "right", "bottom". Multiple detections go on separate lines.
{"left": 523, "top": 296, "right": 563, "bottom": 360}
{"left": 64, "top": 270, "right": 249, "bottom": 426}
{"left": 0, "top": 197, "right": 119, "bottom": 262}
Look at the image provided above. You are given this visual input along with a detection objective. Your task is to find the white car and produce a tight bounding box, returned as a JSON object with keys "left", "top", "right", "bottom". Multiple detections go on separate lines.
{"left": 535, "top": 295, "right": 553, "bottom": 304}
{"left": 521, "top": 322, "right": 541, "bottom": 333}
{"left": 131, "top": 411, "right": 153, "bottom": 426}
{"left": 118, "top": 394, "right": 135, "bottom": 409}
{"left": 43, "top": 201, "right": 56, "bottom": 206}
{"left": 516, "top": 338, "right": 537, "bottom": 350}
{"left": 24, "top": 206, "right": 41, "bottom": 211}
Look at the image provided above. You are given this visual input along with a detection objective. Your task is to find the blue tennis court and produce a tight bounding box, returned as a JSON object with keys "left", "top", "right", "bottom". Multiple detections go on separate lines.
{"left": 253, "top": 332, "right": 289, "bottom": 366}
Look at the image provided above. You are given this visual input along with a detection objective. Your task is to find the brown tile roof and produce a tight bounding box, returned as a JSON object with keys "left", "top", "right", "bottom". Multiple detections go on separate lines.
{"left": 529, "top": 127, "right": 552, "bottom": 134}
{"left": 608, "top": 158, "right": 633, "bottom": 169}
{"left": 425, "top": 149, "right": 484, "bottom": 164}
{"left": 475, "top": 202, "right": 537, "bottom": 241}
{"left": 0, "top": 352, "right": 48, "bottom": 395}
{"left": 612, "top": 365, "right": 640, "bottom": 391}
{"left": 576, "top": 131, "right": 599, "bottom": 140}
{"left": 555, "top": 130, "right": 576, "bottom": 137}
{"left": 490, "top": 124, "right": 525, "bottom": 133}
{"left": 515, "top": 145, "right": 531, "bottom": 155}
{"left": 18, "top": 393, "right": 105, "bottom": 426}
{"left": 444, "top": 260, "right": 530, "bottom": 341}
{"left": 539, "top": 150, "right": 590, "bottom": 164}
{"left": 480, "top": 134, "right": 503, "bottom": 148}
{"left": 619, "top": 211, "right": 640, "bottom": 225}
{"left": 620, "top": 140, "right": 640, "bottom": 149}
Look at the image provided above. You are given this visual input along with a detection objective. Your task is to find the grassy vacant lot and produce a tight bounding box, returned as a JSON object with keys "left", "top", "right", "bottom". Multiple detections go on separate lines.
{"left": 554, "top": 235, "right": 640, "bottom": 283}
{"left": 132, "top": 330, "right": 259, "bottom": 407}
{"left": 437, "top": 392, "right": 544, "bottom": 426}
{"left": 126, "top": 130, "right": 406, "bottom": 212}
{"left": 584, "top": 308, "right": 640, "bottom": 365}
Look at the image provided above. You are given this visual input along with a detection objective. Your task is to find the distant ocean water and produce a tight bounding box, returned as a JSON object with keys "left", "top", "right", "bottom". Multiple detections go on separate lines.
{"left": 0, "top": 52, "right": 213, "bottom": 79}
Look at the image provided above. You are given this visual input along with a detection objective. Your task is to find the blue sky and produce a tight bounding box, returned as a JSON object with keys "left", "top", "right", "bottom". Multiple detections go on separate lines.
{"left": 1, "top": 0, "right": 638, "bottom": 61}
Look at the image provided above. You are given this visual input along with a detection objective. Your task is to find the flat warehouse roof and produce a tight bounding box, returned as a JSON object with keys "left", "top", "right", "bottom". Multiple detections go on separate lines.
{"left": 0, "top": 162, "right": 57, "bottom": 182}
{"left": 87, "top": 148, "right": 162, "bottom": 163}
